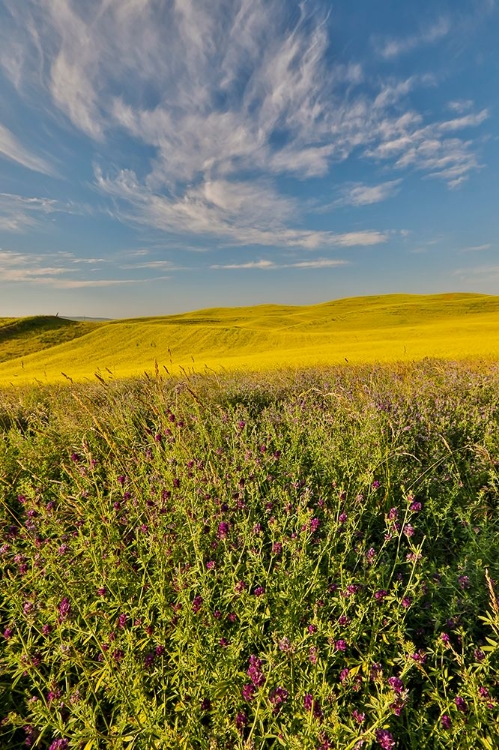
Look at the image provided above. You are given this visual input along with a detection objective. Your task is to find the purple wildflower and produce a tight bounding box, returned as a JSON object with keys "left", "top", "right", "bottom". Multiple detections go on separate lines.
{"left": 458, "top": 575, "right": 471, "bottom": 590}
{"left": 375, "top": 589, "right": 387, "bottom": 601}
{"left": 242, "top": 683, "right": 256, "bottom": 702}
{"left": 375, "top": 729, "right": 395, "bottom": 749}
{"left": 235, "top": 580, "right": 247, "bottom": 594}
{"left": 200, "top": 698, "right": 211, "bottom": 711}
{"left": 192, "top": 595, "right": 203, "bottom": 614}
{"left": 247, "top": 655, "right": 265, "bottom": 686}
{"left": 49, "top": 740, "right": 69, "bottom": 750}
{"left": 410, "top": 501, "right": 422, "bottom": 512}
{"left": 353, "top": 709, "right": 365, "bottom": 724}
{"left": 217, "top": 521, "right": 230, "bottom": 539}
{"left": 58, "top": 597, "right": 71, "bottom": 622}
{"left": 335, "top": 639, "right": 347, "bottom": 652}
{"left": 206, "top": 560, "right": 216, "bottom": 570}
{"left": 441, "top": 715, "right": 451, "bottom": 730}
{"left": 309, "top": 646, "right": 318, "bottom": 664}
{"left": 340, "top": 668, "right": 350, "bottom": 682}
{"left": 235, "top": 710, "right": 248, "bottom": 730}
{"left": 117, "top": 613, "right": 127, "bottom": 629}
{"left": 403, "top": 524, "right": 415, "bottom": 538}
{"left": 310, "top": 517, "right": 320, "bottom": 532}
{"left": 269, "top": 686, "right": 289, "bottom": 712}
{"left": 401, "top": 597, "right": 411, "bottom": 608}
{"left": 388, "top": 676, "right": 404, "bottom": 694}
{"left": 254, "top": 586, "right": 265, "bottom": 597}
{"left": 272, "top": 542, "right": 283, "bottom": 555}
{"left": 3, "top": 627, "right": 13, "bottom": 639}
{"left": 278, "top": 637, "right": 292, "bottom": 652}
{"left": 441, "top": 632, "right": 450, "bottom": 644}
{"left": 388, "top": 507, "right": 399, "bottom": 521}
{"left": 455, "top": 696, "right": 468, "bottom": 713}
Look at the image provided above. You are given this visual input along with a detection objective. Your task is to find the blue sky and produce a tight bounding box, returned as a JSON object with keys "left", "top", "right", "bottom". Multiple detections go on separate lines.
{"left": 0, "top": 0, "right": 498, "bottom": 318}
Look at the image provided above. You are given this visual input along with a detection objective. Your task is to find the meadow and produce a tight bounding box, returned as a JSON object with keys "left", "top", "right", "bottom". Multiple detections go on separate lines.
{"left": 1, "top": 293, "right": 499, "bottom": 386}
{"left": 1, "top": 358, "right": 499, "bottom": 749}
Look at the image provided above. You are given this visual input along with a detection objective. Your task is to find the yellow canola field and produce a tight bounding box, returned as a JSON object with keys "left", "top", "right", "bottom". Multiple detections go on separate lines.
{"left": 0, "top": 293, "right": 498, "bottom": 385}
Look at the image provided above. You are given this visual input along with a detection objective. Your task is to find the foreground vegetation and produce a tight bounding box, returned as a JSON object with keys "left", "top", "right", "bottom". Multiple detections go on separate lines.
{"left": 1, "top": 293, "right": 499, "bottom": 385}
{"left": 1, "top": 360, "right": 499, "bottom": 748}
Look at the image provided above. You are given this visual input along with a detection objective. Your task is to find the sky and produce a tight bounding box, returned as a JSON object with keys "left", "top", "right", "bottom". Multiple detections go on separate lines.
{"left": 0, "top": 0, "right": 498, "bottom": 318}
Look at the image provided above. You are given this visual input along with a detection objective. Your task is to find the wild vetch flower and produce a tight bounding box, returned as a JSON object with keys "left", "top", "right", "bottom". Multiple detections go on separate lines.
{"left": 278, "top": 637, "right": 292, "bottom": 652}
{"left": 441, "top": 632, "right": 450, "bottom": 644}
{"left": 474, "top": 648, "right": 485, "bottom": 662}
{"left": 338, "top": 512, "right": 348, "bottom": 524}
{"left": 23, "top": 601, "right": 34, "bottom": 615}
{"left": 352, "top": 709, "right": 365, "bottom": 724}
{"left": 269, "top": 686, "right": 288, "bottom": 712}
{"left": 247, "top": 655, "right": 265, "bottom": 686}
{"left": 235, "top": 711, "right": 248, "bottom": 729}
{"left": 242, "top": 683, "right": 256, "bottom": 702}
{"left": 388, "top": 676, "right": 404, "bottom": 694}
{"left": 118, "top": 613, "right": 127, "bottom": 629}
{"left": 272, "top": 542, "right": 283, "bottom": 555}
{"left": 375, "top": 589, "right": 387, "bottom": 601}
{"left": 441, "top": 715, "right": 451, "bottom": 730}
{"left": 403, "top": 524, "right": 415, "bottom": 538}
{"left": 235, "top": 580, "right": 247, "bottom": 594}
{"left": 47, "top": 688, "right": 61, "bottom": 703}
{"left": 254, "top": 586, "right": 265, "bottom": 597}
{"left": 206, "top": 560, "right": 216, "bottom": 570}
{"left": 401, "top": 597, "right": 411, "bottom": 608}
{"left": 366, "top": 547, "right": 376, "bottom": 563}
{"left": 335, "top": 639, "right": 347, "bottom": 652}
{"left": 309, "top": 647, "right": 318, "bottom": 664}
{"left": 252, "top": 523, "right": 262, "bottom": 535}
{"left": 3, "top": 627, "right": 13, "bottom": 639}
{"left": 97, "top": 587, "right": 107, "bottom": 597}
{"left": 338, "top": 615, "right": 350, "bottom": 626}
{"left": 375, "top": 729, "right": 395, "bottom": 749}
{"left": 479, "top": 687, "right": 490, "bottom": 698}
{"left": 458, "top": 575, "right": 471, "bottom": 590}
{"left": 58, "top": 597, "right": 71, "bottom": 622}
{"left": 155, "top": 645, "right": 165, "bottom": 656}
{"left": 455, "top": 696, "right": 468, "bottom": 713}
{"left": 370, "top": 663, "right": 382, "bottom": 681}
{"left": 219, "top": 638, "right": 229, "bottom": 647}
{"left": 340, "top": 668, "right": 350, "bottom": 682}
{"left": 49, "top": 740, "right": 69, "bottom": 750}
{"left": 218, "top": 521, "right": 230, "bottom": 539}
{"left": 308, "top": 624, "right": 317, "bottom": 634}
{"left": 144, "top": 652, "right": 155, "bottom": 669}
{"left": 410, "top": 501, "right": 422, "bottom": 512}
{"left": 372, "top": 480, "right": 380, "bottom": 490}
{"left": 388, "top": 507, "right": 399, "bottom": 521}
{"left": 411, "top": 650, "right": 427, "bottom": 664}
{"left": 390, "top": 697, "right": 406, "bottom": 716}
{"left": 303, "top": 693, "right": 323, "bottom": 720}
{"left": 201, "top": 698, "right": 211, "bottom": 711}
{"left": 310, "top": 517, "right": 320, "bottom": 532}
{"left": 192, "top": 595, "right": 203, "bottom": 613}
{"left": 42, "top": 624, "right": 52, "bottom": 636}
{"left": 112, "top": 648, "right": 124, "bottom": 662}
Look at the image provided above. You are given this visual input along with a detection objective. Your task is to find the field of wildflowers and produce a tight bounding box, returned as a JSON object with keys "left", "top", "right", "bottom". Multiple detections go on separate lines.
{"left": 1, "top": 360, "right": 499, "bottom": 748}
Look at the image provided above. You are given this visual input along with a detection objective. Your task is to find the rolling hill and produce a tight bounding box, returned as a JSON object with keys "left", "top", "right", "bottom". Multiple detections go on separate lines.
{"left": 0, "top": 293, "right": 498, "bottom": 385}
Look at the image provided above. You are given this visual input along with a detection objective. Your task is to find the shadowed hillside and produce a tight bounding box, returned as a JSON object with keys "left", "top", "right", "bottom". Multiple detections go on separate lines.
{"left": 0, "top": 293, "right": 498, "bottom": 385}
{"left": 0, "top": 316, "right": 102, "bottom": 364}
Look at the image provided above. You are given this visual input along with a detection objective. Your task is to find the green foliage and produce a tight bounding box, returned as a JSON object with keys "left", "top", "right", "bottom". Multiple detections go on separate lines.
{"left": 1, "top": 361, "right": 499, "bottom": 748}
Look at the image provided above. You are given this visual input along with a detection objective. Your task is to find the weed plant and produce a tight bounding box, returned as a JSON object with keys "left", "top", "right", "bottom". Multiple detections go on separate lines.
{"left": 1, "top": 361, "right": 499, "bottom": 748}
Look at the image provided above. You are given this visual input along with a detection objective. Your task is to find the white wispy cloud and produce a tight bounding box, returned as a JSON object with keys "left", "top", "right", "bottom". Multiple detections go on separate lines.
{"left": 0, "top": 192, "right": 91, "bottom": 233}
{"left": 0, "top": 123, "right": 54, "bottom": 175}
{"left": 376, "top": 18, "right": 451, "bottom": 59}
{"left": 0, "top": 0, "right": 492, "bottom": 247}
{"left": 460, "top": 244, "right": 492, "bottom": 253}
{"left": 211, "top": 258, "right": 350, "bottom": 270}
{"left": 0, "top": 248, "right": 162, "bottom": 287}
{"left": 335, "top": 180, "right": 402, "bottom": 207}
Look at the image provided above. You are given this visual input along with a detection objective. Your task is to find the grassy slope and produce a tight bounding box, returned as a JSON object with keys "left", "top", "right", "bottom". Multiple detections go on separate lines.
{"left": 0, "top": 316, "right": 101, "bottom": 365}
{"left": 0, "top": 293, "right": 498, "bottom": 385}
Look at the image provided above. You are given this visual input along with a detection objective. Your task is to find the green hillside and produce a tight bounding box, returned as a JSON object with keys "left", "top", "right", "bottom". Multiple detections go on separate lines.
{"left": 0, "top": 293, "right": 498, "bottom": 385}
